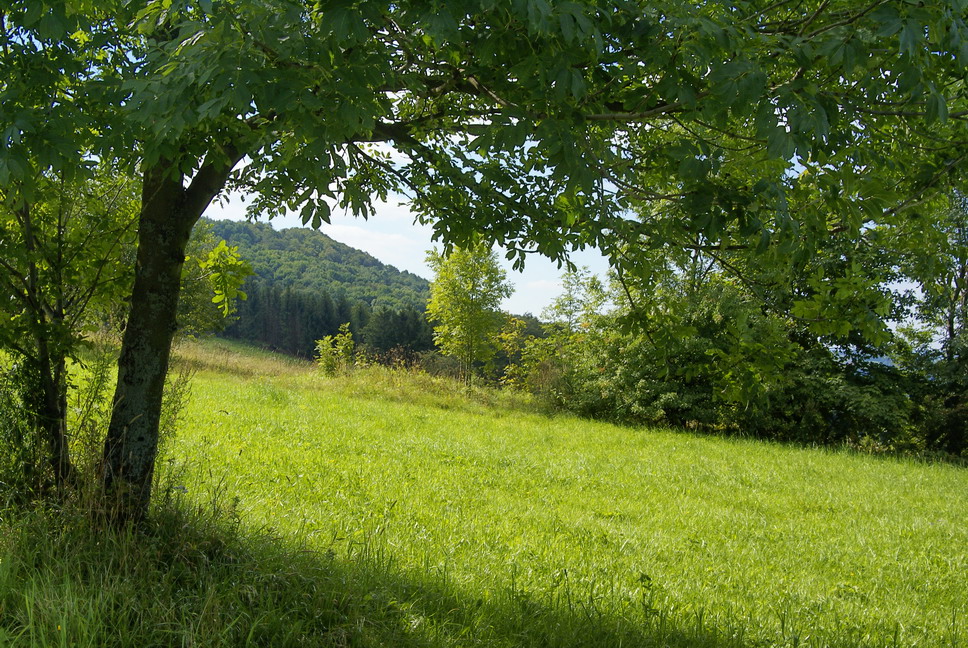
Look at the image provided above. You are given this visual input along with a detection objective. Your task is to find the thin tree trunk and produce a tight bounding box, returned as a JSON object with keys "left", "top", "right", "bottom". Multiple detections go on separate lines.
{"left": 36, "top": 350, "right": 75, "bottom": 490}
{"left": 19, "top": 202, "right": 76, "bottom": 490}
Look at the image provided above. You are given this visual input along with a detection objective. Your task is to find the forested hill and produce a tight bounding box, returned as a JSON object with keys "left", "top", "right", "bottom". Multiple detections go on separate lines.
{"left": 209, "top": 219, "right": 430, "bottom": 311}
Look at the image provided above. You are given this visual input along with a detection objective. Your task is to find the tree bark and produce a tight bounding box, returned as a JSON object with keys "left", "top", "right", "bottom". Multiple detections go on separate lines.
{"left": 101, "top": 161, "right": 196, "bottom": 522}
{"left": 101, "top": 146, "right": 243, "bottom": 523}
{"left": 35, "top": 349, "right": 74, "bottom": 490}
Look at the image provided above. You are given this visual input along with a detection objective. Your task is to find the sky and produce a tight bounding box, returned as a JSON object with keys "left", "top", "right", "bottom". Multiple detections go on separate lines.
{"left": 206, "top": 192, "right": 611, "bottom": 316}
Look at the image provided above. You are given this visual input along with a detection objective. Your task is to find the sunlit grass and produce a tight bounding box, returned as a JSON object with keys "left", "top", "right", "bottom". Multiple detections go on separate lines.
{"left": 0, "top": 338, "right": 964, "bottom": 646}
{"left": 167, "top": 339, "right": 967, "bottom": 647}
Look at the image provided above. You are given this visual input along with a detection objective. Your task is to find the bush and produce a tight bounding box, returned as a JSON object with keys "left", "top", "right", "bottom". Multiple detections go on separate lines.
{"left": 518, "top": 273, "right": 950, "bottom": 454}
{"left": 314, "top": 323, "right": 356, "bottom": 375}
{"left": 0, "top": 366, "right": 47, "bottom": 503}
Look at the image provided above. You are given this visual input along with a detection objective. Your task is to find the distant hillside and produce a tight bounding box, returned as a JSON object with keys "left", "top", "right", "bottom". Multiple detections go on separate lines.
{"left": 208, "top": 219, "right": 430, "bottom": 311}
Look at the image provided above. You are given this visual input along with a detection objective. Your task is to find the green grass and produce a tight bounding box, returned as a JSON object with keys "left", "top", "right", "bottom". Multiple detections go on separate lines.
{"left": 1, "top": 338, "right": 966, "bottom": 647}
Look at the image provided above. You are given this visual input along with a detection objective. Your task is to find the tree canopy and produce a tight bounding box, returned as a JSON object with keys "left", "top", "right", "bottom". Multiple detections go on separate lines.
{"left": 9, "top": 1, "right": 964, "bottom": 257}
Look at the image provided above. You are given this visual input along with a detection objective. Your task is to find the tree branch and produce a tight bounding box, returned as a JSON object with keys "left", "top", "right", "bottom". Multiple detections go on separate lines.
{"left": 184, "top": 138, "right": 248, "bottom": 217}
{"left": 586, "top": 100, "right": 690, "bottom": 122}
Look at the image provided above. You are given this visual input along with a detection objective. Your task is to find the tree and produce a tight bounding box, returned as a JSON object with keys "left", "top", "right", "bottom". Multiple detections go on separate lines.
{"left": 889, "top": 191, "right": 968, "bottom": 454}
{"left": 900, "top": 192, "right": 968, "bottom": 363}
{"left": 0, "top": 172, "right": 249, "bottom": 496}
{"left": 426, "top": 244, "right": 512, "bottom": 382}
{"left": 209, "top": 219, "right": 430, "bottom": 311}
{"left": 3, "top": 0, "right": 966, "bottom": 519}
{"left": 0, "top": 0, "right": 135, "bottom": 492}
{"left": 0, "top": 167, "right": 139, "bottom": 491}
{"left": 314, "top": 323, "right": 356, "bottom": 375}
{"left": 543, "top": 267, "right": 607, "bottom": 334}
{"left": 361, "top": 306, "right": 434, "bottom": 357}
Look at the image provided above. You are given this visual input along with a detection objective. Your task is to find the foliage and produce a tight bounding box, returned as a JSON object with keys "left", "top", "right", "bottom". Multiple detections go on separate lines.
{"left": 21, "top": 0, "right": 957, "bottom": 271}
{"left": 529, "top": 272, "right": 792, "bottom": 427}
{"left": 5, "top": 0, "right": 963, "bottom": 276}
{"left": 0, "top": 166, "right": 139, "bottom": 489}
{"left": 505, "top": 268, "right": 605, "bottom": 398}
{"left": 197, "top": 240, "right": 251, "bottom": 317}
{"left": 426, "top": 243, "right": 513, "bottom": 382}
{"left": 0, "top": 365, "right": 45, "bottom": 502}
{"left": 0, "top": 165, "right": 242, "bottom": 501}
{"left": 516, "top": 260, "right": 949, "bottom": 452}
{"left": 493, "top": 316, "right": 529, "bottom": 387}
{"left": 209, "top": 218, "right": 434, "bottom": 358}
{"left": 496, "top": 186, "right": 968, "bottom": 456}
{"left": 0, "top": 168, "right": 138, "bottom": 357}
{"left": 885, "top": 192, "right": 968, "bottom": 454}
{"left": 314, "top": 323, "right": 356, "bottom": 375}
{"left": 543, "top": 267, "right": 608, "bottom": 333}
{"left": 0, "top": 3, "right": 130, "bottom": 492}
{"left": 361, "top": 306, "right": 435, "bottom": 358}
{"left": 177, "top": 222, "right": 252, "bottom": 336}
{"left": 69, "top": 348, "right": 123, "bottom": 488}
{"left": 892, "top": 192, "right": 968, "bottom": 363}
{"left": 221, "top": 281, "right": 432, "bottom": 359}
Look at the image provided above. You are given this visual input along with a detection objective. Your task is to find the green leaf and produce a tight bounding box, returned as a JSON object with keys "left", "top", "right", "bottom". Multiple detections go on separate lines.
{"left": 871, "top": 5, "right": 902, "bottom": 37}
{"left": 925, "top": 92, "right": 948, "bottom": 124}
{"left": 766, "top": 128, "right": 793, "bottom": 160}
{"left": 559, "top": 12, "right": 575, "bottom": 44}
{"left": 678, "top": 156, "right": 707, "bottom": 182}
{"left": 427, "top": 9, "right": 460, "bottom": 40}
{"left": 527, "top": 0, "right": 552, "bottom": 32}
{"left": 899, "top": 21, "right": 922, "bottom": 56}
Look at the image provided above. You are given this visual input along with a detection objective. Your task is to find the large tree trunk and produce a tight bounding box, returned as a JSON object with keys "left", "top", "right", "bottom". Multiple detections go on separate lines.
{"left": 101, "top": 147, "right": 242, "bottom": 523}
{"left": 100, "top": 162, "right": 197, "bottom": 522}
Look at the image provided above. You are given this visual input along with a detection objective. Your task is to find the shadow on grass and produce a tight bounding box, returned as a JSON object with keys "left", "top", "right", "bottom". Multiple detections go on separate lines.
{"left": 0, "top": 501, "right": 902, "bottom": 648}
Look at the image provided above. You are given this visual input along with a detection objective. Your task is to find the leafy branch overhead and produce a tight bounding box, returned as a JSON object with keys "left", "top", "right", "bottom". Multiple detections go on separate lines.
{"left": 10, "top": 0, "right": 960, "bottom": 261}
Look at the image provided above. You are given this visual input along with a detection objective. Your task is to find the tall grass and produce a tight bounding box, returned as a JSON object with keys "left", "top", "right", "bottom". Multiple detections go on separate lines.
{"left": 174, "top": 340, "right": 967, "bottom": 647}
{"left": 0, "top": 338, "right": 965, "bottom": 647}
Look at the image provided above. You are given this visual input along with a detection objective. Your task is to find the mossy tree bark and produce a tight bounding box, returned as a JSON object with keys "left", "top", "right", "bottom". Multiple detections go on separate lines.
{"left": 101, "top": 149, "right": 241, "bottom": 523}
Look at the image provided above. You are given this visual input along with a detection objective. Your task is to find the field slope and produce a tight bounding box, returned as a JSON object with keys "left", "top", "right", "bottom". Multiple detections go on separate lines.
{"left": 157, "top": 340, "right": 968, "bottom": 647}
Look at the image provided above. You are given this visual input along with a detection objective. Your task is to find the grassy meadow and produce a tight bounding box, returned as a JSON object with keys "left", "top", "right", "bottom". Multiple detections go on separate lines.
{"left": 1, "top": 338, "right": 966, "bottom": 647}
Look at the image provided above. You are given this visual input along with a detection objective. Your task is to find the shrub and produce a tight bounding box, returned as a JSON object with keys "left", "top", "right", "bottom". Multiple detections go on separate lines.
{"left": 314, "top": 323, "right": 356, "bottom": 375}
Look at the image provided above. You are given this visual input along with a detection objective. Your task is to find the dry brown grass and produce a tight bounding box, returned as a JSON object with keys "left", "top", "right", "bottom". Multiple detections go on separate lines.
{"left": 171, "top": 337, "right": 314, "bottom": 378}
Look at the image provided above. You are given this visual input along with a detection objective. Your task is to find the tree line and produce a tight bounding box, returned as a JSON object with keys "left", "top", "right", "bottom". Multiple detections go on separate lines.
{"left": 427, "top": 191, "right": 967, "bottom": 457}
{"left": 219, "top": 280, "right": 433, "bottom": 359}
